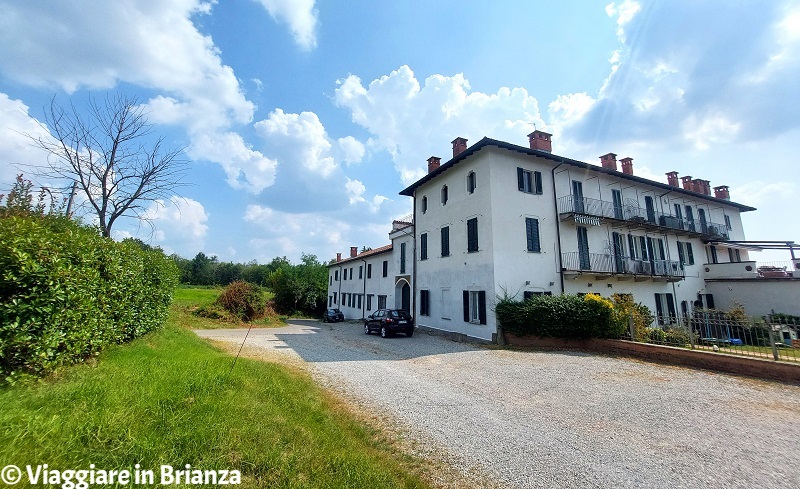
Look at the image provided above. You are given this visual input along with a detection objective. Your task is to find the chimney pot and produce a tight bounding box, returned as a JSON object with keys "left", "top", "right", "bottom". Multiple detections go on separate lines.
{"left": 350, "top": 246, "right": 358, "bottom": 258}
{"left": 427, "top": 156, "right": 441, "bottom": 174}
{"left": 713, "top": 185, "right": 730, "bottom": 200}
{"left": 620, "top": 157, "right": 634, "bottom": 175}
{"left": 451, "top": 137, "right": 468, "bottom": 158}
{"left": 336, "top": 253, "right": 341, "bottom": 262}
{"left": 680, "top": 175, "right": 694, "bottom": 191}
{"left": 527, "top": 130, "right": 552, "bottom": 153}
{"left": 692, "top": 179, "right": 711, "bottom": 196}
{"left": 600, "top": 153, "right": 618, "bottom": 171}
{"left": 666, "top": 171, "right": 679, "bottom": 187}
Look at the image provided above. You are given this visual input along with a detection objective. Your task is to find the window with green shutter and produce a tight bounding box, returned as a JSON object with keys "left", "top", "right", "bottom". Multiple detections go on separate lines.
{"left": 467, "top": 218, "right": 478, "bottom": 252}
{"left": 525, "top": 217, "right": 540, "bottom": 252}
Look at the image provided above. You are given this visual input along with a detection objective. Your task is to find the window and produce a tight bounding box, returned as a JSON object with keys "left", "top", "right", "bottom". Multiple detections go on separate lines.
{"left": 421, "top": 196, "right": 427, "bottom": 214}
{"left": 367, "top": 263, "right": 372, "bottom": 279}
{"left": 709, "top": 245, "right": 718, "bottom": 264}
{"left": 644, "top": 196, "right": 656, "bottom": 223}
{"left": 728, "top": 248, "right": 741, "bottom": 263}
{"left": 400, "top": 242, "right": 406, "bottom": 274}
{"left": 382, "top": 260, "right": 388, "bottom": 277}
{"left": 420, "top": 290, "right": 430, "bottom": 316}
{"left": 420, "top": 233, "right": 428, "bottom": 260}
{"left": 333, "top": 292, "right": 337, "bottom": 305}
{"left": 359, "top": 265, "right": 363, "bottom": 279}
{"left": 654, "top": 293, "right": 677, "bottom": 325}
{"left": 467, "top": 218, "right": 479, "bottom": 252}
{"left": 328, "top": 296, "right": 332, "bottom": 307}
{"left": 378, "top": 295, "right": 387, "bottom": 309}
{"left": 441, "top": 226, "right": 450, "bottom": 257}
{"left": 350, "top": 268, "right": 354, "bottom": 280}
{"left": 329, "top": 275, "right": 332, "bottom": 286}
{"left": 685, "top": 206, "right": 695, "bottom": 232}
{"left": 366, "top": 294, "right": 373, "bottom": 311}
{"left": 335, "top": 270, "right": 339, "bottom": 281}
{"left": 343, "top": 269, "right": 347, "bottom": 281}
{"left": 441, "top": 185, "right": 448, "bottom": 205}
{"left": 463, "top": 290, "right": 487, "bottom": 324}
{"left": 517, "top": 168, "right": 542, "bottom": 194}
{"left": 724, "top": 215, "right": 732, "bottom": 230}
{"left": 677, "top": 242, "right": 686, "bottom": 266}
{"left": 441, "top": 288, "right": 451, "bottom": 319}
{"left": 357, "top": 294, "right": 362, "bottom": 309}
{"left": 577, "top": 226, "right": 590, "bottom": 270}
{"left": 612, "top": 190, "right": 623, "bottom": 219}
{"left": 698, "top": 208, "right": 708, "bottom": 233}
{"left": 674, "top": 204, "right": 683, "bottom": 222}
{"left": 525, "top": 217, "right": 540, "bottom": 252}
{"left": 467, "top": 171, "right": 476, "bottom": 193}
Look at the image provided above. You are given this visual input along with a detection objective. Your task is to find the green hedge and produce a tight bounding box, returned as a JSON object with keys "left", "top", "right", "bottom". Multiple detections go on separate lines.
{"left": 496, "top": 293, "right": 626, "bottom": 339}
{"left": 0, "top": 215, "right": 178, "bottom": 382}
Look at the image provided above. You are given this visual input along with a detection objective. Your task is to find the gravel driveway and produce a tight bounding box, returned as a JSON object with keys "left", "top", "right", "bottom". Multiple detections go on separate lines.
{"left": 195, "top": 321, "right": 800, "bottom": 489}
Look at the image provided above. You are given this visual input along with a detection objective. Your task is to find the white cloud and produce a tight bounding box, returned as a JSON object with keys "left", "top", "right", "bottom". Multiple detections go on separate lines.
{"left": 189, "top": 131, "right": 277, "bottom": 193}
{"left": 733, "top": 181, "right": 795, "bottom": 207}
{"left": 253, "top": 0, "right": 318, "bottom": 50}
{"left": 139, "top": 197, "right": 209, "bottom": 254}
{"left": 0, "top": 93, "right": 53, "bottom": 184}
{"left": 338, "top": 136, "right": 366, "bottom": 164}
{"left": 345, "top": 178, "right": 388, "bottom": 212}
{"left": 682, "top": 115, "right": 741, "bottom": 150}
{"left": 254, "top": 109, "right": 336, "bottom": 177}
{"left": 334, "top": 66, "right": 545, "bottom": 185}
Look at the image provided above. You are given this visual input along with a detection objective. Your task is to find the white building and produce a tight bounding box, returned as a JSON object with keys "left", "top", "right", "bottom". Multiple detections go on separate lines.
{"left": 326, "top": 218, "right": 414, "bottom": 320}
{"left": 329, "top": 132, "right": 799, "bottom": 340}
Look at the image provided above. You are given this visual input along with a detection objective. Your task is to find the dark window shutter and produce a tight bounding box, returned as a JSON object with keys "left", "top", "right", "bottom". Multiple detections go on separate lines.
{"left": 523, "top": 291, "right": 533, "bottom": 300}
{"left": 526, "top": 218, "right": 540, "bottom": 252}
{"left": 421, "top": 233, "right": 427, "bottom": 260}
{"left": 705, "top": 294, "right": 715, "bottom": 309}
{"left": 628, "top": 235, "right": 636, "bottom": 259}
{"left": 534, "top": 171, "right": 543, "bottom": 194}
{"left": 441, "top": 226, "right": 450, "bottom": 256}
{"left": 467, "top": 218, "right": 478, "bottom": 252}
{"left": 478, "top": 291, "right": 487, "bottom": 325}
{"left": 463, "top": 291, "right": 470, "bottom": 322}
{"left": 517, "top": 167, "right": 524, "bottom": 191}
{"left": 677, "top": 242, "right": 685, "bottom": 265}
{"left": 686, "top": 243, "right": 694, "bottom": 265}
{"left": 654, "top": 294, "right": 664, "bottom": 318}
{"left": 666, "top": 294, "right": 676, "bottom": 318}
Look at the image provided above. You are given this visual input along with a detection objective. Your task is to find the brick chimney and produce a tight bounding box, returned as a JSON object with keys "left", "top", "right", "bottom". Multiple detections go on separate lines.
{"left": 427, "top": 156, "right": 441, "bottom": 174}
{"left": 620, "top": 157, "right": 634, "bottom": 175}
{"left": 350, "top": 246, "right": 358, "bottom": 258}
{"left": 681, "top": 176, "right": 694, "bottom": 191}
{"left": 600, "top": 153, "right": 618, "bottom": 171}
{"left": 666, "top": 171, "right": 679, "bottom": 187}
{"left": 692, "top": 179, "right": 711, "bottom": 196}
{"left": 451, "top": 137, "right": 468, "bottom": 158}
{"left": 713, "top": 185, "right": 730, "bottom": 200}
{"left": 527, "top": 130, "right": 552, "bottom": 153}
{"left": 336, "top": 253, "right": 342, "bottom": 262}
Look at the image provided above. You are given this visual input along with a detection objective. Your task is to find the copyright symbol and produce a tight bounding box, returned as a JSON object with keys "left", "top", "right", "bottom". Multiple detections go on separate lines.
{"left": 1, "top": 465, "right": 21, "bottom": 485}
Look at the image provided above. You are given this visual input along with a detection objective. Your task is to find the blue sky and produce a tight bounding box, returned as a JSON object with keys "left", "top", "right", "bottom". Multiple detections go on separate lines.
{"left": 1, "top": 0, "right": 798, "bottom": 263}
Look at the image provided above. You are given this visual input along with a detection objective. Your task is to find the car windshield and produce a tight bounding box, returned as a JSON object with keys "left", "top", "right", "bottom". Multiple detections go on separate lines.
{"left": 390, "top": 310, "right": 411, "bottom": 319}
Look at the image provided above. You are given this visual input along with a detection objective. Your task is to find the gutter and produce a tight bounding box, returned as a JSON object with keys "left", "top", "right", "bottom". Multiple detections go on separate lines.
{"left": 551, "top": 162, "right": 565, "bottom": 295}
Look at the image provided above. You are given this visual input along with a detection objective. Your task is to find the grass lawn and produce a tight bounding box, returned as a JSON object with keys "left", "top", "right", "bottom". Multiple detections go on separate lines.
{"left": 0, "top": 291, "right": 431, "bottom": 488}
{"left": 173, "top": 286, "right": 284, "bottom": 330}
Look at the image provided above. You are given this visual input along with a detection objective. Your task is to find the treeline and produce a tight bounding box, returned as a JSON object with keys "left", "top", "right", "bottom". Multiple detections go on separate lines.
{"left": 171, "top": 252, "right": 328, "bottom": 316}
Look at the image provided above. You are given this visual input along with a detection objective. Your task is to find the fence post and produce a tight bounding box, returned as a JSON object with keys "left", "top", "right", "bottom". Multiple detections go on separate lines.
{"left": 629, "top": 315, "right": 636, "bottom": 342}
{"left": 686, "top": 315, "right": 695, "bottom": 349}
{"left": 767, "top": 316, "right": 779, "bottom": 361}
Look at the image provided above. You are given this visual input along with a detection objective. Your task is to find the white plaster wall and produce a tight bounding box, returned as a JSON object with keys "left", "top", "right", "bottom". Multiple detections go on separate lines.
{"left": 706, "top": 280, "right": 800, "bottom": 317}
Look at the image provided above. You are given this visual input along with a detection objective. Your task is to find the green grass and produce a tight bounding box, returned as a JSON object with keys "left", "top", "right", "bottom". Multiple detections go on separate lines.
{"left": 0, "top": 318, "right": 430, "bottom": 488}
{"left": 173, "top": 286, "right": 283, "bottom": 329}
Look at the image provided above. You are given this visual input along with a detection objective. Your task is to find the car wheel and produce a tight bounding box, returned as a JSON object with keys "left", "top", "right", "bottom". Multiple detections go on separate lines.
{"left": 364, "top": 323, "right": 370, "bottom": 335}
{"left": 380, "top": 326, "right": 389, "bottom": 338}
{"left": 406, "top": 328, "right": 414, "bottom": 337}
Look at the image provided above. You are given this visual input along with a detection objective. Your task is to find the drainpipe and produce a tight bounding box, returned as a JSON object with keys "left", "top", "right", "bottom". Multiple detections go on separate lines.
{"left": 412, "top": 193, "right": 417, "bottom": 322}
{"left": 337, "top": 264, "right": 343, "bottom": 310}
{"left": 360, "top": 257, "right": 368, "bottom": 319}
{"left": 551, "top": 163, "right": 565, "bottom": 294}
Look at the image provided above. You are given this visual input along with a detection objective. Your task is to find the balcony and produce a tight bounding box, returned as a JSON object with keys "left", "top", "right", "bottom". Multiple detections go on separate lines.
{"left": 561, "top": 252, "right": 685, "bottom": 282}
{"left": 557, "top": 195, "right": 730, "bottom": 240}
{"left": 704, "top": 261, "right": 797, "bottom": 279}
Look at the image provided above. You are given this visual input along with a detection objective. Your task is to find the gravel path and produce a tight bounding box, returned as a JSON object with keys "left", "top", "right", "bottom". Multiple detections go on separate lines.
{"left": 195, "top": 321, "right": 800, "bottom": 489}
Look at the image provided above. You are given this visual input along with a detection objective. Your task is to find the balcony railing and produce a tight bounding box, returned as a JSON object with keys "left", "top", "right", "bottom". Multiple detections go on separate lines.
{"left": 562, "top": 252, "right": 685, "bottom": 279}
{"left": 557, "top": 195, "right": 730, "bottom": 240}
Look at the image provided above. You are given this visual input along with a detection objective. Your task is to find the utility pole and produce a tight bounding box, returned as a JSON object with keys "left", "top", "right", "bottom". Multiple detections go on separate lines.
{"left": 65, "top": 181, "right": 77, "bottom": 216}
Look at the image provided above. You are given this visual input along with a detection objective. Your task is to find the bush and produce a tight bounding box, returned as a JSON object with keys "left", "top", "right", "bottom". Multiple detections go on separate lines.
{"left": 496, "top": 293, "right": 622, "bottom": 339}
{"left": 215, "top": 281, "right": 267, "bottom": 322}
{"left": 645, "top": 327, "right": 667, "bottom": 344}
{"left": 0, "top": 213, "right": 178, "bottom": 383}
{"left": 663, "top": 327, "right": 691, "bottom": 346}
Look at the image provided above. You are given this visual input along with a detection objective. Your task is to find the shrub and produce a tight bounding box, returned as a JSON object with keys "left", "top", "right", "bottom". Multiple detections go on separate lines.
{"left": 0, "top": 213, "right": 178, "bottom": 383}
{"left": 496, "top": 293, "right": 621, "bottom": 339}
{"left": 663, "top": 327, "right": 691, "bottom": 346}
{"left": 645, "top": 327, "right": 667, "bottom": 344}
{"left": 215, "top": 281, "right": 267, "bottom": 322}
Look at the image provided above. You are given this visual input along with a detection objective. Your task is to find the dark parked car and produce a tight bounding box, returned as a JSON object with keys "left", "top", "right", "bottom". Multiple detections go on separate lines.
{"left": 323, "top": 308, "right": 344, "bottom": 323}
{"left": 364, "top": 309, "right": 414, "bottom": 338}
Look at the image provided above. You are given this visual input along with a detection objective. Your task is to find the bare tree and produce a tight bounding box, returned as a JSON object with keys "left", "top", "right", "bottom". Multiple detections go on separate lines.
{"left": 29, "top": 94, "right": 187, "bottom": 237}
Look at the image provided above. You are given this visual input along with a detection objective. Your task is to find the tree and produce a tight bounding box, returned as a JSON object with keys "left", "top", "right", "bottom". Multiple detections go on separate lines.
{"left": 29, "top": 94, "right": 186, "bottom": 237}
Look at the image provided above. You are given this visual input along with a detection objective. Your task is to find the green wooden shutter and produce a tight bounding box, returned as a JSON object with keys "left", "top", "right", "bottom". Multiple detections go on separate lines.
{"left": 534, "top": 171, "right": 543, "bottom": 194}
{"left": 478, "top": 291, "right": 487, "bottom": 325}
{"left": 517, "top": 167, "right": 524, "bottom": 191}
{"left": 463, "top": 291, "right": 470, "bottom": 322}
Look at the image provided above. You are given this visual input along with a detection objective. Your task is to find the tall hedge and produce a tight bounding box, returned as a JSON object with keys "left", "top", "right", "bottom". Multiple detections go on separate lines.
{"left": 496, "top": 293, "right": 626, "bottom": 339}
{"left": 0, "top": 214, "right": 178, "bottom": 382}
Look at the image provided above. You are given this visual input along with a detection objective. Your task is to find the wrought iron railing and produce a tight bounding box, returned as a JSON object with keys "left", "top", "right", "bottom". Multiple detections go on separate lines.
{"left": 558, "top": 195, "right": 730, "bottom": 239}
{"left": 561, "top": 252, "right": 685, "bottom": 278}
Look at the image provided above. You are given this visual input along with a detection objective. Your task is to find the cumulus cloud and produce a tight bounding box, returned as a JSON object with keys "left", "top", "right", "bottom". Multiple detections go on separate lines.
{"left": 334, "top": 65, "right": 545, "bottom": 185}
{"left": 338, "top": 136, "right": 366, "bottom": 164}
{"left": 253, "top": 0, "right": 319, "bottom": 50}
{"left": 0, "top": 1, "right": 277, "bottom": 195}
{"left": 139, "top": 197, "right": 209, "bottom": 254}
{"left": 0, "top": 93, "right": 53, "bottom": 184}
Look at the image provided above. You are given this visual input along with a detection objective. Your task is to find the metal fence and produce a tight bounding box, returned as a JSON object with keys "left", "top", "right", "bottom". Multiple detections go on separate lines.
{"left": 619, "top": 312, "right": 800, "bottom": 363}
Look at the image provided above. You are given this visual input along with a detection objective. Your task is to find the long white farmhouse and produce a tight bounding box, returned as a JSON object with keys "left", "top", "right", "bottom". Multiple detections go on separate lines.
{"left": 328, "top": 132, "right": 800, "bottom": 341}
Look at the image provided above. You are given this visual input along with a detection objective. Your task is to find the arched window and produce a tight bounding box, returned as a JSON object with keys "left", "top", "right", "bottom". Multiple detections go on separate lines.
{"left": 441, "top": 185, "right": 448, "bottom": 205}
{"left": 421, "top": 196, "right": 427, "bottom": 214}
{"left": 467, "top": 171, "right": 476, "bottom": 193}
